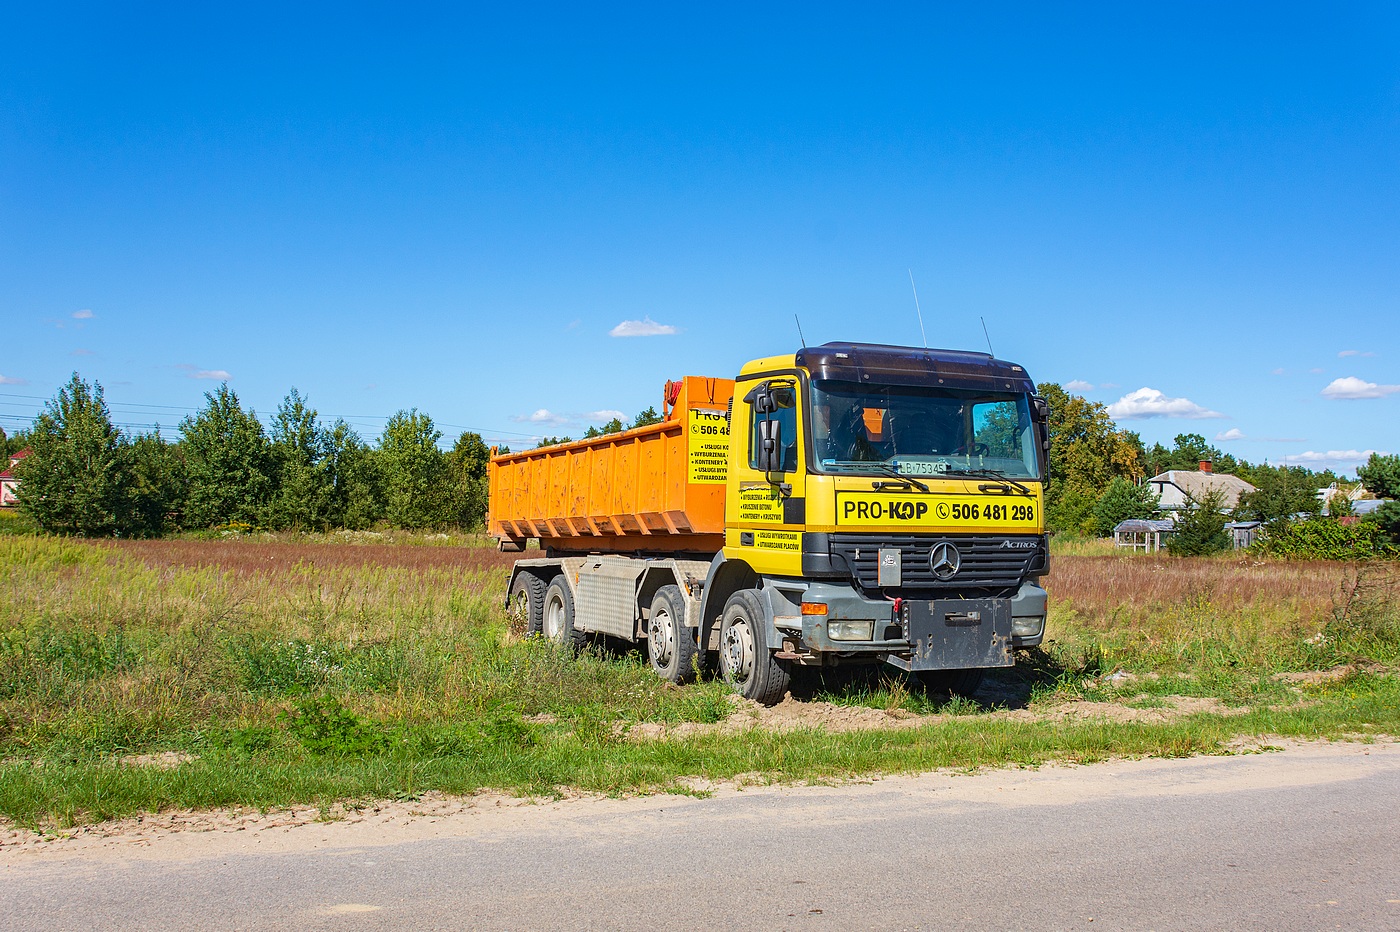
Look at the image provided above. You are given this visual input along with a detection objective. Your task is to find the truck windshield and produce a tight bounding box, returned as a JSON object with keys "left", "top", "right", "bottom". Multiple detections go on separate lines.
{"left": 809, "top": 380, "right": 1042, "bottom": 480}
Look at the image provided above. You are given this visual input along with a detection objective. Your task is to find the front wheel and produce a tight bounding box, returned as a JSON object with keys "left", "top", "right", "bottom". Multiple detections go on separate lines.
{"left": 647, "top": 585, "right": 698, "bottom": 685}
{"left": 718, "top": 590, "right": 790, "bottom": 705}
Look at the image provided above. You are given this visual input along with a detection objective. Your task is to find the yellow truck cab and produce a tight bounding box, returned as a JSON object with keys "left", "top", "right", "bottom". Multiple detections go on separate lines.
{"left": 491, "top": 342, "right": 1050, "bottom": 704}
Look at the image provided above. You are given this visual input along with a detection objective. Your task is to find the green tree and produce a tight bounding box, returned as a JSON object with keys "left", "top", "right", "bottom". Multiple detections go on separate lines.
{"left": 445, "top": 430, "right": 491, "bottom": 529}
{"left": 1144, "top": 433, "right": 1240, "bottom": 477}
{"left": 631, "top": 406, "right": 663, "bottom": 429}
{"left": 1357, "top": 454, "right": 1400, "bottom": 546}
{"left": 1233, "top": 464, "right": 1321, "bottom": 523}
{"left": 126, "top": 430, "right": 186, "bottom": 536}
{"left": 583, "top": 416, "right": 626, "bottom": 439}
{"left": 379, "top": 409, "right": 448, "bottom": 528}
{"left": 325, "top": 420, "right": 381, "bottom": 529}
{"left": 1166, "top": 489, "right": 1231, "bottom": 556}
{"left": 1092, "top": 478, "right": 1160, "bottom": 536}
{"left": 1357, "top": 453, "right": 1400, "bottom": 500}
{"left": 536, "top": 435, "right": 572, "bottom": 448}
{"left": 180, "top": 384, "right": 273, "bottom": 528}
{"left": 16, "top": 374, "right": 132, "bottom": 536}
{"left": 1, "top": 426, "right": 31, "bottom": 459}
{"left": 1036, "top": 382, "right": 1145, "bottom": 534}
{"left": 266, "top": 388, "right": 335, "bottom": 531}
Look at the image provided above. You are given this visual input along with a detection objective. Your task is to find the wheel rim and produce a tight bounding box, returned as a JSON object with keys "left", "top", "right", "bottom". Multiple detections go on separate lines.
{"left": 722, "top": 617, "right": 754, "bottom": 685}
{"left": 544, "top": 593, "right": 564, "bottom": 640}
{"left": 648, "top": 604, "right": 674, "bottom": 669}
{"left": 508, "top": 590, "right": 528, "bottom": 627}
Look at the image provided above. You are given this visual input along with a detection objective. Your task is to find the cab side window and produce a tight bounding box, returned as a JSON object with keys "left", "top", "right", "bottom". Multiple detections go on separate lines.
{"left": 749, "top": 401, "right": 797, "bottom": 472}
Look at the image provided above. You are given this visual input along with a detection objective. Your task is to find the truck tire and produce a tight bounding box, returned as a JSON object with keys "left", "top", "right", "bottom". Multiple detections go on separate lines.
{"left": 915, "top": 668, "right": 985, "bottom": 699}
{"left": 718, "top": 590, "right": 790, "bottom": 705}
{"left": 543, "top": 578, "right": 586, "bottom": 652}
{"left": 507, "top": 573, "right": 546, "bottom": 637}
{"left": 647, "top": 585, "right": 698, "bottom": 685}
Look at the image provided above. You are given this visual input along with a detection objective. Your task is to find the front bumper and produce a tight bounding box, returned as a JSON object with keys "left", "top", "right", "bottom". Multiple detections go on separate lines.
{"left": 782, "top": 580, "right": 1048, "bottom": 668}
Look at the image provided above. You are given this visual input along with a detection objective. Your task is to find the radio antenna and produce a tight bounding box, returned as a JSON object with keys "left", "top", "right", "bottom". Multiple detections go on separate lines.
{"left": 980, "top": 316, "right": 995, "bottom": 357}
{"left": 794, "top": 313, "right": 807, "bottom": 348}
{"left": 907, "top": 269, "right": 928, "bottom": 348}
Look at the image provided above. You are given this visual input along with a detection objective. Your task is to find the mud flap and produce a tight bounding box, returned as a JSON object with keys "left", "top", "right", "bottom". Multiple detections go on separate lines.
{"left": 886, "top": 599, "right": 1014, "bottom": 672}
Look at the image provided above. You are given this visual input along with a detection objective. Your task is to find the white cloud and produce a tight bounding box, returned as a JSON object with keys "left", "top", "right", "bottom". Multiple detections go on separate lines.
{"left": 1106, "top": 387, "right": 1225, "bottom": 420}
{"left": 71, "top": 348, "right": 95, "bottom": 357}
{"left": 176, "top": 364, "right": 231, "bottom": 380}
{"left": 511, "top": 408, "right": 571, "bottom": 425}
{"left": 1282, "top": 449, "right": 1385, "bottom": 469}
{"left": 1270, "top": 368, "right": 1286, "bottom": 376}
{"left": 1064, "top": 380, "right": 1094, "bottom": 393}
{"left": 1321, "top": 376, "right": 1400, "bottom": 400}
{"left": 1215, "top": 428, "right": 1246, "bottom": 441}
{"left": 609, "top": 316, "right": 678, "bottom": 338}
{"left": 1337, "top": 350, "right": 1375, "bottom": 358}
{"left": 0, "top": 374, "right": 28, "bottom": 385}
{"left": 72, "top": 309, "right": 94, "bottom": 320}
{"left": 585, "top": 409, "right": 627, "bottom": 422}
{"left": 1309, "top": 367, "right": 1324, "bottom": 374}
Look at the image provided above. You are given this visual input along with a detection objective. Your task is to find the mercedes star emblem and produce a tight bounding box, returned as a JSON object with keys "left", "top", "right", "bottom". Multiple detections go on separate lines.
{"left": 929, "top": 542, "right": 961, "bottom": 580}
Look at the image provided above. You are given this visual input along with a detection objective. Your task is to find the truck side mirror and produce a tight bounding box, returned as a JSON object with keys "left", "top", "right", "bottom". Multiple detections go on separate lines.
{"left": 744, "top": 382, "right": 775, "bottom": 414}
{"left": 758, "top": 418, "right": 783, "bottom": 472}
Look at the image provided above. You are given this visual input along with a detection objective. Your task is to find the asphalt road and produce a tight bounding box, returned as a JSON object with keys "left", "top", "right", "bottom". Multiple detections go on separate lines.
{"left": 4, "top": 742, "right": 1399, "bottom": 931}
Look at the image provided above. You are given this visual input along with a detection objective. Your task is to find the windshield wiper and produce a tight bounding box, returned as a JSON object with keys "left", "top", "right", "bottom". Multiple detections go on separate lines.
{"left": 944, "top": 467, "right": 1033, "bottom": 496}
{"left": 823, "top": 460, "right": 930, "bottom": 492}
{"left": 866, "top": 462, "right": 929, "bottom": 493}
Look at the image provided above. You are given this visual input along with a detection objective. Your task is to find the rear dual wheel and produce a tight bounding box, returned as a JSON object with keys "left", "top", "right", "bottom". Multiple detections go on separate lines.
{"left": 507, "top": 573, "right": 546, "bottom": 636}
{"left": 543, "top": 578, "right": 587, "bottom": 651}
{"left": 647, "top": 585, "right": 698, "bottom": 685}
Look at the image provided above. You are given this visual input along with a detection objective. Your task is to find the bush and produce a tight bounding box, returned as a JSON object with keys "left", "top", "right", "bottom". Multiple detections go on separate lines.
{"left": 1092, "top": 477, "right": 1159, "bottom": 536}
{"left": 1250, "top": 516, "right": 1396, "bottom": 561}
{"left": 1166, "top": 489, "right": 1231, "bottom": 556}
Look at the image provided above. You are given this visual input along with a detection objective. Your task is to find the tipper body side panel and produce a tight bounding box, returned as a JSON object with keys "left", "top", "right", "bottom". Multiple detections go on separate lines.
{"left": 488, "top": 376, "right": 735, "bottom": 554}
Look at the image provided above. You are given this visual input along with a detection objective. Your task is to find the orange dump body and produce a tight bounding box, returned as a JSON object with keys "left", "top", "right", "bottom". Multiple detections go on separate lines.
{"left": 488, "top": 376, "right": 735, "bottom": 554}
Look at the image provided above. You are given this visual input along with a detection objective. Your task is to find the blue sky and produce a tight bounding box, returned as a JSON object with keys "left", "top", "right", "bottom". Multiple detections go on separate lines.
{"left": 2, "top": 3, "right": 1397, "bottom": 474}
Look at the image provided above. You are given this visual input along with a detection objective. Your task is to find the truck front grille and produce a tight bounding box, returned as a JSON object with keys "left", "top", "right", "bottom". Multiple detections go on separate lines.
{"left": 828, "top": 533, "right": 1043, "bottom": 596}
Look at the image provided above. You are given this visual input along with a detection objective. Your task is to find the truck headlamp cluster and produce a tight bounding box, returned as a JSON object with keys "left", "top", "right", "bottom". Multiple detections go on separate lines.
{"left": 1012, "top": 615, "right": 1046, "bottom": 639}
{"left": 828, "top": 620, "right": 874, "bottom": 641}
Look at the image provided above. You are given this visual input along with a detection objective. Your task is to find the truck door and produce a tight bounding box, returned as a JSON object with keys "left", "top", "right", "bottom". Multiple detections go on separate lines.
{"left": 725, "top": 376, "right": 805, "bottom": 576}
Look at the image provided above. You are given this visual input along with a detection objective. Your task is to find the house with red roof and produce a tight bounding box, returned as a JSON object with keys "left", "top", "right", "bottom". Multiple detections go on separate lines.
{"left": 0, "top": 448, "right": 31, "bottom": 507}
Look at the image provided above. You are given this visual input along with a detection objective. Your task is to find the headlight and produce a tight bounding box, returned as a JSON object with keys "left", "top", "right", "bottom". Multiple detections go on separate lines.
{"left": 828, "top": 620, "right": 875, "bottom": 641}
{"left": 1012, "top": 615, "right": 1046, "bottom": 639}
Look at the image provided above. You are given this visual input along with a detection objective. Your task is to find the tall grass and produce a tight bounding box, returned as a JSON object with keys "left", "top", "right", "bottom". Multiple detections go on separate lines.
{"left": 1, "top": 536, "right": 1397, "bottom": 828}
{"left": 1043, "top": 554, "right": 1399, "bottom": 676}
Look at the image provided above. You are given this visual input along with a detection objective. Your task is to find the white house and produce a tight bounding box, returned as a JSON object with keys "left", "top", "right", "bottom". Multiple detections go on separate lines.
{"left": 1147, "top": 461, "right": 1255, "bottom": 512}
{"left": 0, "top": 448, "right": 30, "bottom": 507}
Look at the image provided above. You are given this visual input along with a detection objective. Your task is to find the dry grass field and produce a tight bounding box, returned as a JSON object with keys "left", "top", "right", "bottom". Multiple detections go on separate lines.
{"left": 1, "top": 533, "right": 1396, "bottom": 829}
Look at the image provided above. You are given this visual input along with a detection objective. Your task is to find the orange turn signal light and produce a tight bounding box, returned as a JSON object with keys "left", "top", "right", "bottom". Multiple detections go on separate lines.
{"left": 800, "top": 602, "right": 828, "bottom": 616}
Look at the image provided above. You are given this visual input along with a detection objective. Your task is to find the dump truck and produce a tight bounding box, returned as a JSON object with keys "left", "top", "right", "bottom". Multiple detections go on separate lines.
{"left": 489, "top": 342, "right": 1050, "bottom": 703}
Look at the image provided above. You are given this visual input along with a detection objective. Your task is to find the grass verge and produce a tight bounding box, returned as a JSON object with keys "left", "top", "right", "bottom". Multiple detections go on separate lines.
{"left": 1, "top": 536, "right": 1397, "bottom": 829}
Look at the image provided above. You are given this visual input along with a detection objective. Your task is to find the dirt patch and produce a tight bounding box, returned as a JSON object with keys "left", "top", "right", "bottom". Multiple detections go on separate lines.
{"left": 624, "top": 691, "right": 1245, "bottom": 741}
{"left": 119, "top": 752, "right": 197, "bottom": 770}
{"left": 1272, "top": 663, "right": 1390, "bottom": 685}
{"left": 0, "top": 791, "right": 541, "bottom": 857}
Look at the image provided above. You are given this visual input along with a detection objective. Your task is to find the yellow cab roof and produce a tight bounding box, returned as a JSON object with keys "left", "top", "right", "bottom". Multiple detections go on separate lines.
{"left": 737, "top": 353, "right": 799, "bottom": 378}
